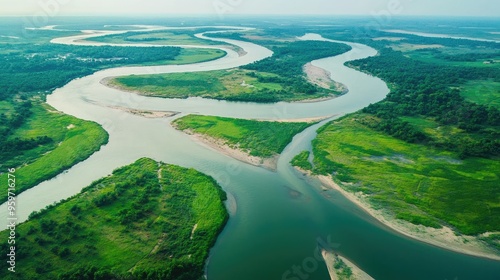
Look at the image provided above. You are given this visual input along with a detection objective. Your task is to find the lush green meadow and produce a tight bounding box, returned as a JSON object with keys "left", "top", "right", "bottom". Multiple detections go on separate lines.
{"left": 110, "top": 69, "right": 295, "bottom": 102}
{"left": 0, "top": 158, "right": 228, "bottom": 280}
{"left": 164, "top": 48, "right": 226, "bottom": 65}
{"left": 308, "top": 114, "right": 499, "bottom": 244}
{"left": 0, "top": 102, "right": 108, "bottom": 203}
{"left": 174, "top": 115, "right": 312, "bottom": 158}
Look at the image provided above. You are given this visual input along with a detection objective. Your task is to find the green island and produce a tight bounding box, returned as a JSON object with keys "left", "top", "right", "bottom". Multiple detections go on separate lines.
{"left": 0, "top": 26, "right": 227, "bottom": 201}
{"left": 0, "top": 158, "right": 228, "bottom": 280}
{"left": 173, "top": 115, "right": 313, "bottom": 159}
{"left": 108, "top": 40, "right": 351, "bottom": 102}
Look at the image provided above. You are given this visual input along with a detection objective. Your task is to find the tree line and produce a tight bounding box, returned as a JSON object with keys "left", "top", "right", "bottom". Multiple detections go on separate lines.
{"left": 349, "top": 48, "right": 500, "bottom": 158}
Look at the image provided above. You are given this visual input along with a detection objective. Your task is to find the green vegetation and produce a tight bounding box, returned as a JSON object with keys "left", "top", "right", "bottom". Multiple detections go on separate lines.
{"left": 165, "top": 48, "right": 226, "bottom": 65}
{"left": 291, "top": 151, "right": 313, "bottom": 171}
{"left": 333, "top": 258, "right": 353, "bottom": 280}
{"left": 111, "top": 40, "right": 351, "bottom": 103}
{"left": 403, "top": 48, "right": 500, "bottom": 68}
{"left": 310, "top": 114, "right": 500, "bottom": 238}
{"left": 174, "top": 115, "right": 312, "bottom": 158}
{"left": 349, "top": 47, "right": 500, "bottom": 159}
{"left": 0, "top": 158, "right": 228, "bottom": 280}
{"left": 91, "top": 29, "right": 226, "bottom": 46}
{"left": 290, "top": 24, "right": 500, "bottom": 251}
{"left": 0, "top": 43, "right": 182, "bottom": 100}
{"left": 0, "top": 102, "right": 108, "bottom": 203}
{"left": 111, "top": 69, "right": 297, "bottom": 102}
{"left": 0, "top": 25, "right": 227, "bottom": 200}
{"left": 243, "top": 40, "right": 351, "bottom": 78}
{"left": 460, "top": 79, "right": 500, "bottom": 109}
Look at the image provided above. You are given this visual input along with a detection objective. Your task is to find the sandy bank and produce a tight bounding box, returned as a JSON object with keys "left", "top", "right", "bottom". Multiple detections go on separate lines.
{"left": 108, "top": 105, "right": 179, "bottom": 118}
{"left": 180, "top": 130, "right": 278, "bottom": 171}
{"left": 317, "top": 174, "right": 500, "bottom": 261}
{"left": 304, "top": 62, "right": 348, "bottom": 94}
{"left": 322, "top": 249, "right": 374, "bottom": 280}
{"left": 101, "top": 77, "right": 150, "bottom": 96}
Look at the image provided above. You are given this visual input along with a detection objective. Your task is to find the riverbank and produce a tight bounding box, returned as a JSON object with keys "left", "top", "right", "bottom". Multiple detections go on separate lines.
{"left": 172, "top": 115, "right": 314, "bottom": 172}
{"left": 183, "top": 130, "right": 279, "bottom": 171}
{"left": 317, "top": 174, "right": 500, "bottom": 261}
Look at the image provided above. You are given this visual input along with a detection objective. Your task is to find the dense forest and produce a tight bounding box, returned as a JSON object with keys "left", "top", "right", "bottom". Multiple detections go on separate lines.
{"left": 0, "top": 158, "right": 228, "bottom": 280}
{"left": 349, "top": 48, "right": 500, "bottom": 158}
{"left": 0, "top": 43, "right": 180, "bottom": 157}
{"left": 0, "top": 101, "right": 52, "bottom": 163}
{"left": 0, "top": 44, "right": 181, "bottom": 100}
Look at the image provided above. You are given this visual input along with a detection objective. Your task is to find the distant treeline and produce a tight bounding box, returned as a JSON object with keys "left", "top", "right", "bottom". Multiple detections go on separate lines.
{"left": 0, "top": 44, "right": 181, "bottom": 100}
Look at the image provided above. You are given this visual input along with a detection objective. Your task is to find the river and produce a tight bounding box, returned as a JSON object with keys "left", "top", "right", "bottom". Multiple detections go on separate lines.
{"left": 1, "top": 26, "right": 499, "bottom": 279}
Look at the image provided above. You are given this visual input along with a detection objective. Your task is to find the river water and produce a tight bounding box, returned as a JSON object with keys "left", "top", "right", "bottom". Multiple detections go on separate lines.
{"left": 1, "top": 27, "right": 499, "bottom": 279}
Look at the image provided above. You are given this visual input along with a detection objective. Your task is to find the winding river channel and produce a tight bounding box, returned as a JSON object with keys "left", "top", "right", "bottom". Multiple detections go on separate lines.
{"left": 2, "top": 26, "right": 499, "bottom": 279}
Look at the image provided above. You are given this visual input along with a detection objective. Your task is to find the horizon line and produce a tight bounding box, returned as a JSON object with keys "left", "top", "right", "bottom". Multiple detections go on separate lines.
{"left": 0, "top": 13, "right": 499, "bottom": 19}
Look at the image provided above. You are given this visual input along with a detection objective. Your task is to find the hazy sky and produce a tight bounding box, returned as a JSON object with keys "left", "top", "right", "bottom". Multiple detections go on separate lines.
{"left": 1, "top": 0, "right": 499, "bottom": 17}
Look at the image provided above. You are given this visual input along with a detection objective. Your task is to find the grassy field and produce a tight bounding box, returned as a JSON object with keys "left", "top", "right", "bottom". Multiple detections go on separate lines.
{"left": 460, "top": 79, "right": 500, "bottom": 109}
{"left": 111, "top": 69, "right": 287, "bottom": 99}
{"left": 308, "top": 114, "right": 500, "bottom": 242}
{"left": 174, "top": 115, "right": 313, "bottom": 158}
{"left": 0, "top": 158, "right": 228, "bottom": 280}
{"left": 110, "top": 68, "right": 336, "bottom": 102}
{"left": 0, "top": 102, "right": 108, "bottom": 203}
{"left": 135, "top": 48, "right": 226, "bottom": 66}
{"left": 164, "top": 48, "right": 226, "bottom": 65}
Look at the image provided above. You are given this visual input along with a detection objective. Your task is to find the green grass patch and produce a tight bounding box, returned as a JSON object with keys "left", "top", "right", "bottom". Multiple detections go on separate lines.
{"left": 0, "top": 103, "right": 108, "bottom": 202}
{"left": 0, "top": 158, "right": 228, "bottom": 280}
{"left": 460, "top": 79, "right": 500, "bottom": 109}
{"left": 174, "top": 115, "right": 313, "bottom": 158}
{"left": 164, "top": 48, "right": 226, "bottom": 65}
{"left": 110, "top": 68, "right": 337, "bottom": 103}
{"left": 312, "top": 114, "right": 500, "bottom": 236}
{"left": 400, "top": 116, "right": 464, "bottom": 140}
{"left": 291, "top": 151, "right": 313, "bottom": 171}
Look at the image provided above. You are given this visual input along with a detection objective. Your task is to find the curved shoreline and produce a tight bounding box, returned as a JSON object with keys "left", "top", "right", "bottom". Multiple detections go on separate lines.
{"left": 316, "top": 174, "right": 500, "bottom": 261}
